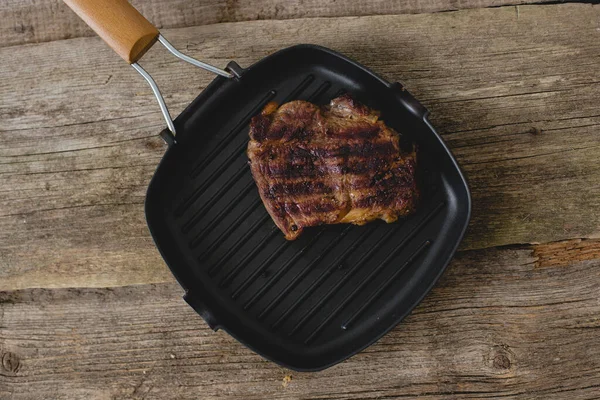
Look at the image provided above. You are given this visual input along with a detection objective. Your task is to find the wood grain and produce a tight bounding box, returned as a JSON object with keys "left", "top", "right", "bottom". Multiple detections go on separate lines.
{"left": 534, "top": 239, "right": 600, "bottom": 268}
{"left": 3, "top": 1, "right": 600, "bottom": 398}
{"left": 0, "top": 0, "right": 561, "bottom": 48}
{"left": 1, "top": 4, "right": 600, "bottom": 290}
{"left": 2, "top": 246, "right": 600, "bottom": 399}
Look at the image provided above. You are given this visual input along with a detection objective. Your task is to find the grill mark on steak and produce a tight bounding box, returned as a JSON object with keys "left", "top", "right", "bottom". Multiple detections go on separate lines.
{"left": 257, "top": 142, "right": 398, "bottom": 180}
{"left": 247, "top": 94, "right": 418, "bottom": 240}
{"left": 268, "top": 180, "right": 335, "bottom": 196}
{"left": 308, "top": 140, "right": 398, "bottom": 158}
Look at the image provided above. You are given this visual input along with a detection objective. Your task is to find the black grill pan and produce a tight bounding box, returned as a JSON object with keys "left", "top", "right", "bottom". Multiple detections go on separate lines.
{"left": 64, "top": 0, "right": 471, "bottom": 372}
{"left": 146, "top": 46, "right": 471, "bottom": 370}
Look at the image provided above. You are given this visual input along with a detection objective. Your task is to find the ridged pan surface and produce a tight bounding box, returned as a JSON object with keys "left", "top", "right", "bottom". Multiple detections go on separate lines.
{"left": 145, "top": 45, "right": 471, "bottom": 371}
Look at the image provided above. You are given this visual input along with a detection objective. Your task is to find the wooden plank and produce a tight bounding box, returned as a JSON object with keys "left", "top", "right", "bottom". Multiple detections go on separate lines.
{"left": 533, "top": 239, "right": 600, "bottom": 268}
{"left": 1, "top": 4, "right": 600, "bottom": 290}
{"left": 2, "top": 246, "right": 600, "bottom": 399}
{"left": 0, "top": 0, "right": 561, "bottom": 48}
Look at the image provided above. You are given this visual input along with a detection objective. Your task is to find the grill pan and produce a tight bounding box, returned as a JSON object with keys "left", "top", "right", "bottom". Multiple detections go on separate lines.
{"left": 64, "top": 0, "right": 471, "bottom": 371}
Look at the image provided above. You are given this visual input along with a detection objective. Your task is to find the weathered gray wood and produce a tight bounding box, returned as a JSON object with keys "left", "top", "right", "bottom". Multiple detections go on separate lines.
{"left": 2, "top": 2, "right": 600, "bottom": 399}
{"left": 1, "top": 246, "right": 600, "bottom": 399}
{"left": 1, "top": 0, "right": 560, "bottom": 48}
{"left": 1, "top": 4, "right": 600, "bottom": 290}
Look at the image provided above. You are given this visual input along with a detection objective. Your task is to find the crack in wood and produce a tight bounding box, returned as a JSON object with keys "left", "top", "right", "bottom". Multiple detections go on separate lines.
{"left": 463, "top": 143, "right": 600, "bottom": 166}
{"left": 444, "top": 113, "right": 600, "bottom": 135}
{"left": 0, "top": 201, "right": 144, "bottom": 219}
{"left": 0, "top": 163, "right": 158, "bottom": 178}
{"left": 0, "top": 111, "right": 160, "bottom": 133}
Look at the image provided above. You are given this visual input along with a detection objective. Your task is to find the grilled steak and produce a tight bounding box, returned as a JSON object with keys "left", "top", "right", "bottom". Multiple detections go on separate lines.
{"left": 248, "top": 94, "right": 418, "bottom": 240}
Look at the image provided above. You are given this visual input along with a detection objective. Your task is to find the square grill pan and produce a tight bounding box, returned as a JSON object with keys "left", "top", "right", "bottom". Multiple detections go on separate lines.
{"left": 145, "top": 45, "right": 471, "bottom": 371}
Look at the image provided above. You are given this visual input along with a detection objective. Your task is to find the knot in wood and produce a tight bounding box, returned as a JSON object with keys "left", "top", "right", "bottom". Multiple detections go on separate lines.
{"left": 492, "top": 352, "right": 511, "bottom": 370}
{"left": 487, "top": 344, "right": 514, "bottom": 372}
{"left": 1, "top": 351, "right": 21, "bottom": 373}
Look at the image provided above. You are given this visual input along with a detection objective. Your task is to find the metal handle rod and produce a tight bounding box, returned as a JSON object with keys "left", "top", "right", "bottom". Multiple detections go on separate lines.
{"left": 158, "top": 35, "right": 232, "bottom": 78}
{"left": 132, "top": 34, "right": 233, "bottom": 135}
{"left": 131, "top": 62, "right": 176, "bottom": 134}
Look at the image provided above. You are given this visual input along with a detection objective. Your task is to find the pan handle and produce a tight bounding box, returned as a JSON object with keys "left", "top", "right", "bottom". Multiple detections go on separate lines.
{"left": 63, "top": 0, "right": 158, "bottom": 64}
{"left": 63, "top": 0, "right": 233, "bottom": 135}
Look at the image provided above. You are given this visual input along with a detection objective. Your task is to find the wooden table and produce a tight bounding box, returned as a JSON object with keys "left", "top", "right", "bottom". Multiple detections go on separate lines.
{"left": 1, "top": 1, "right": 600, "bottom": 398}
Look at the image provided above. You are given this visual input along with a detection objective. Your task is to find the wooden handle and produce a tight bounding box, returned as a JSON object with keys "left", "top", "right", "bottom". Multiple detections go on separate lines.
{"left": 63, "top": 0, "right": 159, "bottom": 63}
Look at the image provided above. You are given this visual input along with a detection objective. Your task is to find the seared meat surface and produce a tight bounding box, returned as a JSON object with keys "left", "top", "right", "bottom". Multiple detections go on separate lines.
{"left": 248, "top": 94, "right": 418, "bottom": 240}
